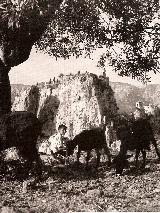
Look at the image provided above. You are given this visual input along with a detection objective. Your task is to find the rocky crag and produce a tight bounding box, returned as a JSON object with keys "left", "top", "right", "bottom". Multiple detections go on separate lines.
{"left": 11, "top": 84, "right": 30, "bottom": 105}
{"left": 12, "top": 72, "right": 118, "bottom": 138}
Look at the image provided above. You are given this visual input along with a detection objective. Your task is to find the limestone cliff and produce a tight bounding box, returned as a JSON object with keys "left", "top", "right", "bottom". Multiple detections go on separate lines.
{"left": 12, "top": 73, "right": 118, "bottom": 138}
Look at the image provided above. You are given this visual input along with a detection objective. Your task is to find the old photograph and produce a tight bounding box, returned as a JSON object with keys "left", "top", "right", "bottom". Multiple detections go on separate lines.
{"left": 0, "top": 0, "right": 160, "bottom": 212}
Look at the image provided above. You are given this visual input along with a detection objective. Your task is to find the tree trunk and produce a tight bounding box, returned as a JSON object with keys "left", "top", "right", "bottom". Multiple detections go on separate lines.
{"left": 0, "top": 60, "right": 11, "bottom": 114}
{"left": 0, "top": 0, "right": 65, "bottom": 116}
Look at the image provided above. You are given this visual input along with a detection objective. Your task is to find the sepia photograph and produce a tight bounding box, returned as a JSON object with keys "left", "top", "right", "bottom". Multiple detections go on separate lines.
{"left": 0, "top": 0, "right": 160, "bottom": 212}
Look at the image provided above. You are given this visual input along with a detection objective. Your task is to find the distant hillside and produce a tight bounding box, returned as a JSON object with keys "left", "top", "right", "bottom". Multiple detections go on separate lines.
{"left": 110, "top": 82, "right": 146, "bottom": 113}
{"left": 110, "top": 82, "right": 160, "bottom": 113}
{"left": 142, "top": 84, "right": 160, "bottom": 106}
{"left": 11, "top": 82, "right": 160, "bottom": 114}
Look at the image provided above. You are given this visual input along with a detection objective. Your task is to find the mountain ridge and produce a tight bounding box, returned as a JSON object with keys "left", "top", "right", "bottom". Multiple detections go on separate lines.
{"left": 11, "top": 81, "right": 160, "bottom": 114}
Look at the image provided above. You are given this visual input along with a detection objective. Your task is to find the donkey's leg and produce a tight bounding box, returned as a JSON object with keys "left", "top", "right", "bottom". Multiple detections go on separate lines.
{"left": 135, "top": 149, "right": 140, "bottom": 168}
{"left": 76, "top": 147, "right": 81, "bottom": 168}
{"left": 141, "top": 149, "right": 146, "bottom": 169}
{"left": 64, "top": 151, "right": 69, "bottom": 166}
{"left": 95, "top": 149, "right": 101, "bottom": 168}
{"left": 103, "top": 143, "right": 111, "bottom": 167}
{"left": 85, "top": 150, "right": 91, "bottom": 169}
{"left": 19, "top": 143, "right": 42, "bottom": 178}
{"left": 32, "top": 144, "right": 43, "bottom": 177}
{"left": 152, "top": 139, "right": 160, "bottom": 159}
{"left": 18, "top": 149, "right": 32, "bottom": 178}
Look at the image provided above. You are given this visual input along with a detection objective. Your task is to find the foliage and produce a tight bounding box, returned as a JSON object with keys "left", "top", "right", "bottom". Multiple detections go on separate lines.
{"left": 0, "top": 0, "right": 60, "bottom": 30}
{"left": 0, "top": 0, "right": 159, "bottom": 82}
{"left": 97, "top": 0, "right": 160, "bottom": 83}
{"left": 37, "top": 0, "right": 160, "bottom": 83}
{"left": 0, "top": 0, "right": 63, "bottom": 67}
{"left": 37, "top": 0, "right": 109, "bottom": 59}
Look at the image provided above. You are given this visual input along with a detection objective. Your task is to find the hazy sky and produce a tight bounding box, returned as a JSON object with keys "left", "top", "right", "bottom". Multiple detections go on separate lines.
{"left": 9, "top": 47, "right": 160, "bottom": 86}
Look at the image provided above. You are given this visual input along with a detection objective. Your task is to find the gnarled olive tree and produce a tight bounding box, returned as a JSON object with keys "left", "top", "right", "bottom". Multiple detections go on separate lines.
{"left": 0, "top": 0, "right": 62, "bottom": 113}
{"left": 0, "top": 0, "right": 159, "bottom": 114}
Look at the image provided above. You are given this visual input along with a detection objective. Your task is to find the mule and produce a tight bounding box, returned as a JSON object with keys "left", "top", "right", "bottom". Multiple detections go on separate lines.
{"left": 114, "top": 117, "right": 160, "bottom": 174}
{"left": 0, "top": 111, "right": 42, "bottom": 177}
{"left": 66, "top": 128, "right": 111, "bottom": 169}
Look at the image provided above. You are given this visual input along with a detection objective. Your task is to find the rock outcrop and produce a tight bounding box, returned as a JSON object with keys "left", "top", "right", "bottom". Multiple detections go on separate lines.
{"left": 12, "top": 72, "right": 118, "bottom": 138}
{"left": 11, "top": 84, "right": 30, "bottom": 105}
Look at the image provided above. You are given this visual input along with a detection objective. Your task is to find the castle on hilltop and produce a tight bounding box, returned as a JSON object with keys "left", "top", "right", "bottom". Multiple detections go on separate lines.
{"left": 12, "top": 71, "right": 118, "bottom": 137}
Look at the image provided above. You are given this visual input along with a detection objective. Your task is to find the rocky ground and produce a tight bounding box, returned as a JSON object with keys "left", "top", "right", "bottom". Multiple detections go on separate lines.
{"left": 0, "top": 145, "right": 160, "bottom": 212}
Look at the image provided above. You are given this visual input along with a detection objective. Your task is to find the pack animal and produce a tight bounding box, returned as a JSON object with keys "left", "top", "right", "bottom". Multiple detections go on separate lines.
{"left": 66, "top": 128, "right": 111, "bottom": 168}
{"left": 114, "top": 118, "right": 160, "bottom": 174}
{"left": 0, "top": 111, "right": 42, "bottom": 176}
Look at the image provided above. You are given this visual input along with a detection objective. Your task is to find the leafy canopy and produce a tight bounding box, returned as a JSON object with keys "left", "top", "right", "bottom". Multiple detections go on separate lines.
{"left": 0, "top": 0, "right": 159, "bottom": 83}
{"left": 38, "top": 0, "right": 160, "bottom": 83}
{"left": 0, "top": 0, "right": 63, "bottom": 66}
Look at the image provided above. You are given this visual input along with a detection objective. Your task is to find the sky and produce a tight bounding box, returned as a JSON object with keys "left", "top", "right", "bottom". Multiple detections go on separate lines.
{"left": 9, "top": 47, "right": 160, "bottom": 87}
